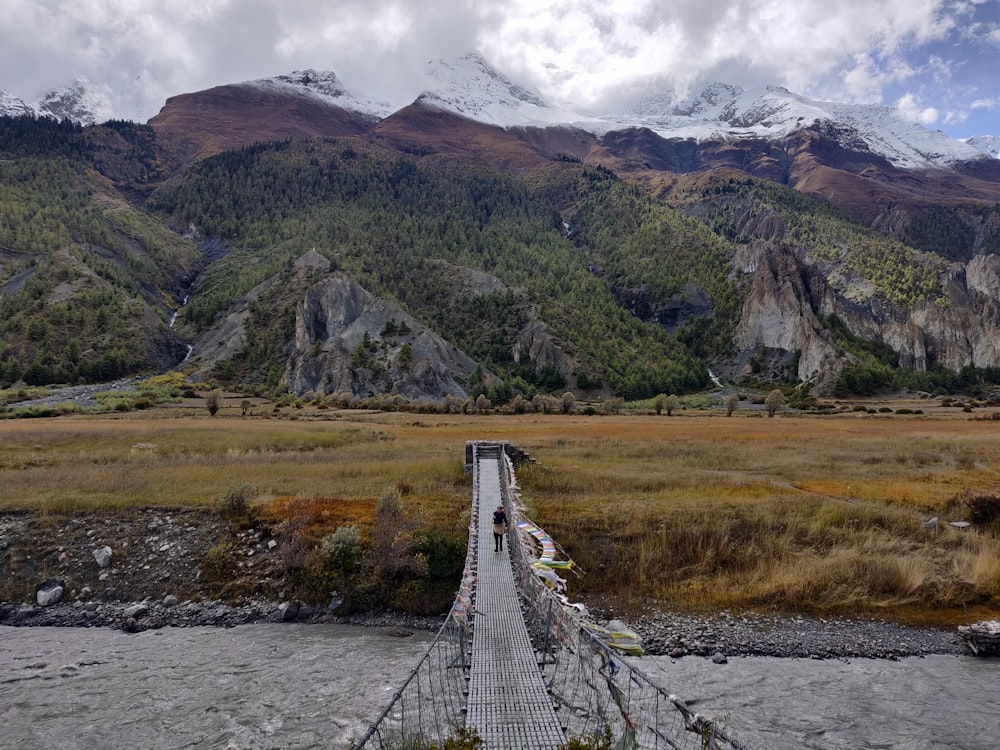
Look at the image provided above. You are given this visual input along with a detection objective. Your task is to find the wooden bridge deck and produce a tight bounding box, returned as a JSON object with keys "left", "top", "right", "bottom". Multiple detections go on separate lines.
{"left": 466, "top": 451, "right": 566, "bottom": 749}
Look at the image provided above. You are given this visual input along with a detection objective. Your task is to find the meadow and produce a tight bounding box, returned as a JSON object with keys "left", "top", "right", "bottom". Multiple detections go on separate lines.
{"left": 2, "top": 403, "right": 999, "bottom": 625}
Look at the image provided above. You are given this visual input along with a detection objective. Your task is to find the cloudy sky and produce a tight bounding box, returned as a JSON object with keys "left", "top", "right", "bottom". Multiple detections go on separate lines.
{"left": 1, "top": 0, "right": 997, "bottom": 138}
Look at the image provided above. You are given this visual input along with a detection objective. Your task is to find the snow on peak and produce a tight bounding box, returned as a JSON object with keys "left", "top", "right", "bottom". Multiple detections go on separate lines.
{"left": 594, "top": 83, "right": 987, "bottom": 169}
{"left": 965, "top": 135, "right": 1000, "bottom": 160}
{"left": 242, "top": 69, "right": 393, "bottom": 119}
{"left": 34, "top": 78, "right": 114, "bottom": 125}
{"left": 0, "top": 89, "right": 34, "bottom": 118}
{"left": 419, "top": 52, "right": 591, "bottom": 128}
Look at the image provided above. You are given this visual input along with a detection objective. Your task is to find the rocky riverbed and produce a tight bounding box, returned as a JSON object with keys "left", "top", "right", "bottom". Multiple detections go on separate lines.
{"left": 629, "top": 609, "right": 964, "bottom": 660}
{"left": 1, "top": 508, "right": 967, "bottom": 658}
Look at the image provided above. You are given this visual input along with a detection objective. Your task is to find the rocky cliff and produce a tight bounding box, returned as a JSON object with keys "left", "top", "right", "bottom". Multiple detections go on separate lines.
{"left": 282, "top": 272, "right": 478, "bottom": 400}
{"left": 729, "top": 242, "right": 1000, "bottom": 390}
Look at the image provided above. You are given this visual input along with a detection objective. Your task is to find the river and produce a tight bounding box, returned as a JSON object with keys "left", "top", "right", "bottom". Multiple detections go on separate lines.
{"left": 2, "top": 625, "right": 997, "bottom": 749}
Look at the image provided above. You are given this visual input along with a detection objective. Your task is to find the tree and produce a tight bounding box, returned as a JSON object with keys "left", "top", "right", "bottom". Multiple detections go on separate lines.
{"left": 725, "top": 393, "right": 739, "bottom": 417}
{"left": 511, "top": 393, "right": 526, "bottom": 414}
{"left": 241, "top": 399, "right": 251, "bottom": 417}
{"left": 206, "top": 389, "right": 222, "bottom": 416}
{"left": 396, "top": 342, "right": 413, "bottom": 369}
{"left": 765, "top": 389, "right": 785, "bottom": 417}
{"left": 664, "top": 394, "right": 680, "bottom": 416}
{"left": 371, "top": 487, "right": 426, "bottom": 581}
{"left": 475, "top": 394, "right": 491, "bottom": 414}
{"left": 653, "top": 393, "right": 666, "bottom": 415}
{"left": 561, "top": 391, "right": 576, "bottom": 414}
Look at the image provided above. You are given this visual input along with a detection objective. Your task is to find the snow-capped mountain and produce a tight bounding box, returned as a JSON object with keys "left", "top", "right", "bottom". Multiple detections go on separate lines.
{"left": 35, "top": 79, "right": 114, "bottom": 125}
{"left": 241, "top": 69, "right": 393, "bottom": 120}
{"left": 0, "top": 90, "right": 34, "bottom": 117}
{"left": 417, "top": 53, "right": 592, "bottom": 129}
{"left": 3, "top": 53, "right": 995, "bottom": 172}
{"left": 966, "top": 135, "right": 1000, "bottom": 160}
{"left": 591, "top": 83, "right": 987, "bottom": 170}
{"left": 0, "top": 78, "right": 112, "bottom": 125}
{"left": 412, "top": 56, "right": 992, "bottom": 170}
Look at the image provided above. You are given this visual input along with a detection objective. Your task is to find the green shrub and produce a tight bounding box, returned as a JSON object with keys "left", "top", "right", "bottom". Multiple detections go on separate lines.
{"left": 202, "top": 543, "right": 235, "bottom": 581}
{"left": 322, "top": 525, "right": 362, "bottom": 575}
{"left": 218, "top": 482, "right": 258, "bottom": 523}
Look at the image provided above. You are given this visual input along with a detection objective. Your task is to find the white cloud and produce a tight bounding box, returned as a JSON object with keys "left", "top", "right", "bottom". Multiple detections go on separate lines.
{"left": 896, "top": 92, "right": 941, "bottom": 124}
{"left": 944, "top": 109, "right": 968, "bottom": 125}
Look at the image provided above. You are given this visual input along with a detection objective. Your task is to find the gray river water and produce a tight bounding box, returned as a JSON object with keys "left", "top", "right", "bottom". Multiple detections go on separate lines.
{"left": 1, "top": 625, "right": 998, "bottom": 749}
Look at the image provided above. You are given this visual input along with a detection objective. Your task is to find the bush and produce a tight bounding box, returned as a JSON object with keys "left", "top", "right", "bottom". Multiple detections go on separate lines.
{"left": 218, "top": 482, "right": 258, "bottom": 523}
{"left": 562, "top": 725, "right": 613, "bottom": 750}
{"left": 322, "top": 525, "right": 362, "bottom": 575}
{"left": 201, "top": 543, "right": 236, "bottom": 581}
{"left": 967, "top": 496, "right": 1000, "bottom": 530}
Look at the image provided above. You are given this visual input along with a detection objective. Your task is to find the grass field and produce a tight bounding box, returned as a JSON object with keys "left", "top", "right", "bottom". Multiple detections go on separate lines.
{"left": 2, "top": 405, "right": 999, "bottom": 625}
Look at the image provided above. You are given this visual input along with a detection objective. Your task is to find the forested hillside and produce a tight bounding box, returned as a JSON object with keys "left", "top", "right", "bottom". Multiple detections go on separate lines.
{"left": 0, "top": 117, "right": 200, "bottom": 385}
{"left": 150, "top": 139, "right": 715, "bottom": 398}
{"left": 3, "top": 110, "right": 1000, "bottom": 400}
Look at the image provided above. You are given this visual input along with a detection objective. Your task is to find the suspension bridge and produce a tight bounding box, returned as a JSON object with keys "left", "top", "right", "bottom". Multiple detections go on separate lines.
{"left": 350, "top": 441, "right": 747, "bottom": 750}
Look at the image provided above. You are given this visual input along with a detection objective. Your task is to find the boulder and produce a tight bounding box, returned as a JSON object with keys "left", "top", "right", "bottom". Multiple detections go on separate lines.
{"left": 93, "top": 546, "right": 113, "bottom": 569}
{"left": 36, "top": 578, "right": 65, "bottom": 607}
{"left": 162, "top": 595, "right": 179, "bottom": 608}
{"left": 278, "top": 601, "right": 300, "bottom": 622}
{"left": 124, "top": 604, "right": 148, "bottom": 619}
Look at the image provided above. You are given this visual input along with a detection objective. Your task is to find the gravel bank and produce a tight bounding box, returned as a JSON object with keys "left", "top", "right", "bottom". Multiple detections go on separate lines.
{"left": 0, "top": 597, "right": 445, "bottom": 633}
{"left": 630, "top": 610, "right": 964, "bottom": 659}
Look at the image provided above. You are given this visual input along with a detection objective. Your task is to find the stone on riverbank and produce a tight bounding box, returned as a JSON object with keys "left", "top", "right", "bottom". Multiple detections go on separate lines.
{"left": 278, "top": 601, "right": 300, "bottom": 622}
{"left": 92, "top": 546, "right": 112, "bottom": 569}
{"left": 36, "top": 578, "right": 65, "bottom": 607}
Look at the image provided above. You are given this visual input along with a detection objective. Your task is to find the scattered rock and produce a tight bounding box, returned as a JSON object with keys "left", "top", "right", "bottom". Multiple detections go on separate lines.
{"left": 278, "top": 601, "right": 300, "bottom": 622}
{"left": 35, "top": 578, "right": 65, "bottom": 607}
{"left": 712, "top": 652, "right": 728, "bottom": 664}
{"left": 124, "top": 604, "right": 148, "bottom": 619}
{"left": 93, "top": 546, "right": 112, "bottom": 569}
{"left": 121, "top": 617, "right": 142, "bottom": 633}
{"left": 382, "top": 626, "right": 414, "bottom": 638}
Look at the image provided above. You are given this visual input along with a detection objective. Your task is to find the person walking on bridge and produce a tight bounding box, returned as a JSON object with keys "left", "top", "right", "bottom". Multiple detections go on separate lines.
{"left": 492, "top": 505, "right": 508, "bottom": 552}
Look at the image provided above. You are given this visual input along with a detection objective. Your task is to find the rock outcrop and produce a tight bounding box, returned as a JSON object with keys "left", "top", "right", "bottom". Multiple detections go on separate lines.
{"left": 730, "top": 243, "right": 1000, "bottom": 390}
{"left": 731, "top": 243, "right": 843, "bottom": 388}
{"left": 282, "top": 273, "right": 478, "bottom": 400}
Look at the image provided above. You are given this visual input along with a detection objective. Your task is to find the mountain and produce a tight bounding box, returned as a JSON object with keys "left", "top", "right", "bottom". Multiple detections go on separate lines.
{"left": 3, "top": 54, "right": 1000, "bottom": 402}
{"left": 967, "top": 135, "right": 1000, "bottom": 160}
{"left": 0, "top": 90, "right": 34, "bottom": 118}
{"left": 149, "top": 69, "right": 383, "bottom": 159}
{"left": 409, "top": 56, "right": 994, "bottom": 172}
{"left": 0, "top": 79, "right": 112, "bottom": 125}
{"left": 418, "top": 53, "right": 586, "bottom": 129}
{"left": 594, "top": 83, "right": 987, "bottom": 170}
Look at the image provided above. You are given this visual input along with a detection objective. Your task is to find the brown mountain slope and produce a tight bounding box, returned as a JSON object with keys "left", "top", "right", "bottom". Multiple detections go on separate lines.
{"left": 149, "top": 83, "right": 378, "bottom": 161}
{"left": 372, "top": 99, "right": 559, "bottom": 172}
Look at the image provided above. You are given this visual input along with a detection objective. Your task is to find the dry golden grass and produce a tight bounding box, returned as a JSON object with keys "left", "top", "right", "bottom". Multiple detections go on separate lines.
{"left": 3, "top": 408, "right": 1000, "bottom": 624}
